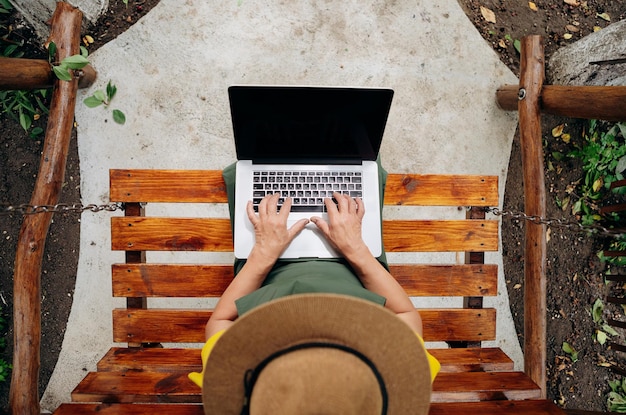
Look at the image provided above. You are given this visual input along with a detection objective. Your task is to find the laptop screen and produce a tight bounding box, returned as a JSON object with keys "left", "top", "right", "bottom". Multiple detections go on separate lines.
{"left": 229, "top": 86, "right": 394, "bottom": 164}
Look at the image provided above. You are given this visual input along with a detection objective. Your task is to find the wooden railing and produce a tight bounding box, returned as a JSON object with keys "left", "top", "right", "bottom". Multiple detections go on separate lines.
{"left": 496, "top": 35, "right": 626, "bottom": 397}
{"left": 4, "top": 3, "right": 96, "bottom": 414}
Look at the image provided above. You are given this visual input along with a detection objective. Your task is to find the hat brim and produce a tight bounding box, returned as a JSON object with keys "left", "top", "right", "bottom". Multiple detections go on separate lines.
{"left": 202, "top": 293, "right": 431, "bottom": 414}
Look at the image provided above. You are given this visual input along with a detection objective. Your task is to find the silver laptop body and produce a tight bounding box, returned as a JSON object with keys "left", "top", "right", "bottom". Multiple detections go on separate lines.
{"left": 229, "top": 85, "right": 393, "bottom": 259}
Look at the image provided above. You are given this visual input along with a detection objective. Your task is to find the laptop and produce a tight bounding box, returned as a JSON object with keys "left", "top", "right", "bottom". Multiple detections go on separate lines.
{"left": 230, "top": 85, "right": 394, "bottom": 259}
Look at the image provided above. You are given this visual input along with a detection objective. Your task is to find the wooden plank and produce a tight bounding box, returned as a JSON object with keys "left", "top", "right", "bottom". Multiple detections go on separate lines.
{"left": 70, "top": 371, "right": 538, "bottom": 404}
{"left": 54, "top": 400, "right": 565, "bottom": 415}
{"left": 112, "top": 308, "right": 496, "bottom": 343}
{"left": 519, "top": 35, "right": 548, "bottom": 398}
{"left": 432, "top": 372, "right": 541, "bottom": 402}
{"left": 384, "top": 174, "right": 498, "bottom": 206}
{"left": 383, "top": 220, "right": 499, "bottom": 252}
{"left": 111, "top": 217, "right": 232, "bottom": 252}
{"left": 111, "top": 217, "right": 498, "bottom": 253}
{"left": 430, "top": 399, "right": 565, "bottom": 414}
{"left": 109, "top": 169, "right": 499, "bottom": 207}
{"left": 112, "top": 264, "right": 233, "bottom": 297}
{"left": 97, "top": 346, "right": 513, "bottom": 374}
{"left": 392, "top": 264, "right": 498, "bottom": 297}
{"left": 53, "top": 403, "right": 203, "bottom": 415}
{"left": 110, "top": 169, "right": 227, "bottom": 203}
{"left": 496, "top": 84, "right": 626, "bottom": 122}
{"left": 112, "top": 263, "right": 497, "bottom": 298}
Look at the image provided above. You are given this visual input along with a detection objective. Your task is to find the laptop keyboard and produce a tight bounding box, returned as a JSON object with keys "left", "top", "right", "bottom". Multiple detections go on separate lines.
{"left": 252, "top": 170, "right": 362, "bottom": 212}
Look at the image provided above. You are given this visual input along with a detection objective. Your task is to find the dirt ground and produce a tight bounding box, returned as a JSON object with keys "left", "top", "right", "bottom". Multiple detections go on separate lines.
{"left": 0, "top": 0, "right": 625, "bottom": 412}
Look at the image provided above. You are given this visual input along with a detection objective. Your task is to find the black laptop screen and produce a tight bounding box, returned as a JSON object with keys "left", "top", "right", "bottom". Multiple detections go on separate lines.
{"left": 229, "top": 86, "right": 394, "bottom": 164}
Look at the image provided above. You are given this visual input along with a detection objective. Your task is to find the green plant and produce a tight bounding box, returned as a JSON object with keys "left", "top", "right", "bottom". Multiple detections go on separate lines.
{"left": 562, "top": 341, "right": 579, "bottom": 363}
{"left": 568, "top": 120, "right": 626, "bottom": 225}
{"left": 608, "top": 377, "right": 626, "bottom": 412}
{"left": 0, "top": 0, "right": 48, "bottom": 137}
{"left": 591, "top": 298, "right": 619, "bottom": 345}
{"left": 83, "top": 81, "right": 126, "bottom": 125}
{"left": 0, "top": 306, "right": 11, "bottom": 383}
{"left": 48, "top": 41, "right": 90, "bottom": 81}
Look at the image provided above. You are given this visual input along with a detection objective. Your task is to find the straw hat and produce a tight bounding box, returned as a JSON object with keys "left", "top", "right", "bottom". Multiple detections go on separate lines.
{"left": 202, "top": 293, "right": 431, "bottom": 414}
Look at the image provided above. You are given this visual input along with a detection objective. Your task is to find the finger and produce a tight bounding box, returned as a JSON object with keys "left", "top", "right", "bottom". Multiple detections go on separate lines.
{"left": 258, "top": 194, "right": 270, "bottom": 217}
{"left": 278, "top": 197, "right": 292, "bottom": 219}
{"left": 323, "top": 196, "right": 338, "bottom": 218}
{"left": 310, "top": 216, "right": 330, "bottom": 236}
{"left": 335, "top": 192, "right": 350, "bottom": 212}
{"left": 288, "top": 218, "right": 310, "bottom": 238}
{"left": 246, "top": 200, "right": 258, "bottom": 224}
{"left": 355, "top": 197, "right": 365, "bottom": 219}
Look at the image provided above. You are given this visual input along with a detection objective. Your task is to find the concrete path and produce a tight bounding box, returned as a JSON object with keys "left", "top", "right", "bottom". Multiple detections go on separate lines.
{"left": 41, "top": 0, "right": 519, "bottom": 410}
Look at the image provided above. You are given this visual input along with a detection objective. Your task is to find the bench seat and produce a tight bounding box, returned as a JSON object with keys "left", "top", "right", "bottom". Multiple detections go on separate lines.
{"left": 51, "top": 169, "right": 563, "bottom": 414}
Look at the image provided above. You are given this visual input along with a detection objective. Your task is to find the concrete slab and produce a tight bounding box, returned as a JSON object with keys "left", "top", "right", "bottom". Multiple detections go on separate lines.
{"left": 40, "top": 0, "right": 520, "bottom": 410}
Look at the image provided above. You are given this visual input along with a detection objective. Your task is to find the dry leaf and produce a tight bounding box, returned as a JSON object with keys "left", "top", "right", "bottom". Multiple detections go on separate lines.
{"left": 514, "top": 283, "right": 522, "bottom": 289}
{"left": 552, "top": 124, "right": 564, "bottom": 137}
{"left": 564, "top": 0, "right": 579, "bottom": 5}
{"left": 597, "top": 12, "right": 610, "bottom": 21}
{"left": 529, "top": 2, "right": 538, "bottom": 11}
{"left": 546, "top": 228, "right": 551, "bottom": 242}
{"left": 563, "top": 33, "right": 573, "bottom": 40}
{"left": 498, "top": 39, "right": 506, "bottom": 48}
{"left": 480, "top": 6, "right": 497, "bottom": 23}
{"left": 566, "top": 24, "right": 580, "bottom": 32}
{"left": 561, "top": 133, "right": 571, "bottom": 143}
{"left": 593, "top": 26, "right": 602, "bottom": 32}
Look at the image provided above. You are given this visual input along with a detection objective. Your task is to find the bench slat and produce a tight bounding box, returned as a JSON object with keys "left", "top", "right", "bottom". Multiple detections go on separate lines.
{"left": 112, "top": 308, "right": 496, "bottom": 343}
{"left": 70, "top": 371, "right": 538, "bottom": 404}
{"left": 384, "top": 174, "right": 498, "bottom": 206}
{"left": 109, "top": 169, "right": 498, "bottom": 207}
{"left": 110, "top": 169, "right": 227, "bottom": 203}
{"left": 429, "top": 400, "right": 565, "bottom": 415}
{"left": 97, "top": 346, "right": 513, "bottom": 374}
{"left": 112, "top": 263, "right": 498, "bottom": 298}
{"left": 111, "top": 217, "right": 498, "bottom": 253}
{"left": 54, "top": 400, "right": 564, "bottom": 415}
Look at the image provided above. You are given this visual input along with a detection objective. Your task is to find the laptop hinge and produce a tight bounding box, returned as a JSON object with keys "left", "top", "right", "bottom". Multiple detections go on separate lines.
{"left": 252, "top": 158, "right": 364, "bottom": 165}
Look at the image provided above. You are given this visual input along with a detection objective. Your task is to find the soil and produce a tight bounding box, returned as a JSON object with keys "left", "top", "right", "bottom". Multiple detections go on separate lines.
{"left": 0, "top": 0, "right": 625, "bottom": 413}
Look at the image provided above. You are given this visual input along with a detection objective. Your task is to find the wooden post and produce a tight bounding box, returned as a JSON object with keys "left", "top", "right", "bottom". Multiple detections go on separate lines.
{"left": 9, "top": 3, "right": 83, "bottom": 414}
{"left": 496, "top": 84, "right": 626, "bottom": 121}
{"left": 518, "top": 35, "right": 547, "bottom": 398}
{"left": 0, "top": 57, "right": 96, "bottom": 90}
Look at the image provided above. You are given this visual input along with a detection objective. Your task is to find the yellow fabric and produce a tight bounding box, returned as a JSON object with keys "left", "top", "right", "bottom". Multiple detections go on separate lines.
{"left": 188, "top": 329, "right": 440, "bottom": 388}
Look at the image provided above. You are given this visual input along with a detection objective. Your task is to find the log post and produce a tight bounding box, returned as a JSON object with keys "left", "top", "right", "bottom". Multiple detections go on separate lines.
{"left": 0, "top": 57, "right": 96, "bottom": 90}
{"left": 518, "top": 35, "right": 547, "bottom": 398}
{"left": 9, "top": 3, "right": 83, "bottom": 414}
{"left": 497, "top": 84, "right": 626, "bottom": 121}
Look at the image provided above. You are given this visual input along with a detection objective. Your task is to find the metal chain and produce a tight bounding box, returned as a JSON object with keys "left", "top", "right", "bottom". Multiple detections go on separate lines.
{"left": 0, "top": 202, "right": 124, "bottom": 216}
{"left": 485, "top": 207, "right": 626, "bottom": 238}
{"left": 2, "top": 201, "right": 624, "bottom": 238}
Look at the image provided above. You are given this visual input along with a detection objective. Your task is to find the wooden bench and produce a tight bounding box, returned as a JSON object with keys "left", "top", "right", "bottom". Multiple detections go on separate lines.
{"left": 53, "top": 168, "right": 564, "bottom": 414}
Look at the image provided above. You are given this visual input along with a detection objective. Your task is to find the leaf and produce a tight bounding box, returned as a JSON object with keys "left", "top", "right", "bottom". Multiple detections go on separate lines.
{"left": 48, "top": 41, "right": 57, "bottom": 61}
{"left": 597, "top": 330, "right": 608, "bottom": 345}
{"left": 563, "top": 0, "right": 579, "bottom": 5}
{"left": 61, "top": 54, "right": 89, "bottom": 70}
{"left": 616, "top": 155, "right": 626, "bottom": 174}
{"left": 592, "top": 177, "right": 603, "bottom": 192}
{"left": 18, "top": 108, "right": 31, "bottom": 131}
{"left": 480, "top": 6, "right": 496, "bottom": 23}
{"left": 597, "top": 12, "right": 610, "bottom": 21}
{"left": 529, "top": 2, "right": 538, "bottom": 11}
{"left": 603, "top": 324, "right": 619, "bottom": 336}
{"left": 513, "top": 39, "right": 521, "bottom": 54}
{"left": 106, "top": 81, "right": 117, "bottom": 101}
{"left": 83, "top": 95, "right": 103, "bottom": 108}
{"left": 592, "top": 298, "right": 604, "bottom": 324}
{"left": 562, "top": 133, "right": 571, "bottom": 143}
{"left": 552, "top": 124, "right": 565, "bottom": 137}
{"left": 563, "top": 33, "right": 573, "bottom": 40}
{"left": 112, "top": 109, "right": 126, "bottom": 125}
{"left": 93, "top": 90, "right": 107, "bottom": 103}
{"left": 52, "top": 65, "right": 72, "bottom": 81}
